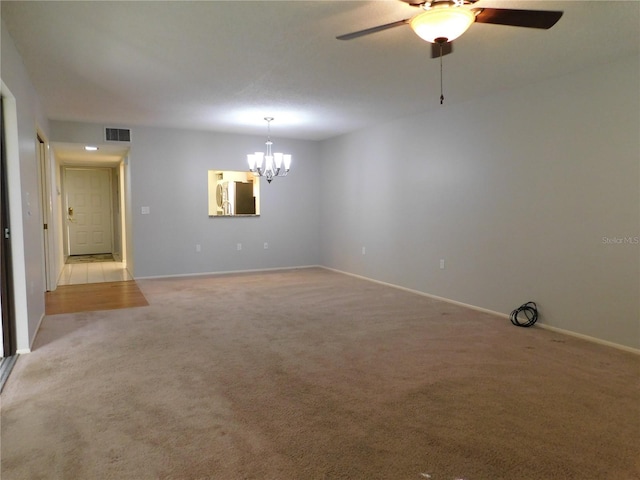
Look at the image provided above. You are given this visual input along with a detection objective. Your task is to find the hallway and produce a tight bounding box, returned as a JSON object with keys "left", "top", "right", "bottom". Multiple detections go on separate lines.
{"left": 58, "top": 260, "right": 133, "bottom": 286}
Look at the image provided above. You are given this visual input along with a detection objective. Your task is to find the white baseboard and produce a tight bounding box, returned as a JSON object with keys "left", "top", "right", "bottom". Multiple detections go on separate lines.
{"left": 22, "top": 312, "right": 47, "bottom": 355}
{"left": 535, "top": 323, "right": 640, "bottom": 355}
{"left": 321, "top": 266, "right": 640, "bottom": 356}
{"left": 323, "top": 266, "right": 510, "bottom": 317}
{"left": 135, "top": 265, "right": 322, "bottom": 281}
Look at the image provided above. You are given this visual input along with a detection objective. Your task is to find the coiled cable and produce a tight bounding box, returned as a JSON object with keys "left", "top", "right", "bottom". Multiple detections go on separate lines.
{"left": 510, "top": 301, "right": 538, "bottom": 327}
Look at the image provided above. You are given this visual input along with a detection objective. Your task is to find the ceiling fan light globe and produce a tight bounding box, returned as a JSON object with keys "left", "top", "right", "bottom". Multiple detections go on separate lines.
{"left": 410, "top": 7, "right": 475, "bottom": 43}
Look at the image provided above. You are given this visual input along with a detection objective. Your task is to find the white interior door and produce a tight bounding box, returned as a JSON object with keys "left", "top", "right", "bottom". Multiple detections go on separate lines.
{"left": 65, "top": 168, "right": 113, "bottom": 255}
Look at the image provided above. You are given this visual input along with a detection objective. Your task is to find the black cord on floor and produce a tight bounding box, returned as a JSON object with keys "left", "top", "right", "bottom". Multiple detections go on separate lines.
{"left": 510, "top": 301, "right": 538, "bottom": 327}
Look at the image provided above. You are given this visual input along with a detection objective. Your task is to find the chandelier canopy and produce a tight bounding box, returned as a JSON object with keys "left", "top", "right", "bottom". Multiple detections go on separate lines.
{"left": 247, "top": 117, "right": 291, "bottom": 184}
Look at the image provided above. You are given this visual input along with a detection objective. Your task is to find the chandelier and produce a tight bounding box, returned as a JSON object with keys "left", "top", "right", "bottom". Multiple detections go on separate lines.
{"left": 247, "top": 117, "right": 291, "bottom": 183}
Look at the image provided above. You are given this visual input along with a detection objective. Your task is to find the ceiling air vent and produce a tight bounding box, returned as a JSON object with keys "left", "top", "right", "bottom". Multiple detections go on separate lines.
{"left": 105, "top": 127, "right": 131, "bottom": 143}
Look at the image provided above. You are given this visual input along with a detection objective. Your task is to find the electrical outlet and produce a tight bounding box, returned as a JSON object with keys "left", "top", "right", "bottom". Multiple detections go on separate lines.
{"left": 362, "top": 246, "right": 366, "bottom": 255}
{"left": 237, "top": 243, "right": 242, "bottom": 251}
{"left": 440, "top": 259, "right": 445, "bottom": 269}
{"left": 196, "top": 244, "right": 201, "bottom": 253}
{"left": 264, "top": 242, "right": 269, "bottom": 249}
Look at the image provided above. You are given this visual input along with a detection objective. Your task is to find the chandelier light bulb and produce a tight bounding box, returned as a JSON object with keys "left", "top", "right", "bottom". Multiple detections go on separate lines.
{"left": 274, "top": 153, "right": 283, "bottom": 169}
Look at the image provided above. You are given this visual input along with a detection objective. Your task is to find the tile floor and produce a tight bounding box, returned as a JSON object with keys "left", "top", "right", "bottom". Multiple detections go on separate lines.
{"left": 58, "top": 261, "right": 133, "bottom": 286}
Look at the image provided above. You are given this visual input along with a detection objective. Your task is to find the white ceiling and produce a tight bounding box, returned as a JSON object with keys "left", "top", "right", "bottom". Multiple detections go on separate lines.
{"left": 2, "top": 0, "right": 639, "bottom": 149}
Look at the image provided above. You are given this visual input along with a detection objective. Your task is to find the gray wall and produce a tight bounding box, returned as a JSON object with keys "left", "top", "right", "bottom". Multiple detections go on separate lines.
{"left": 1, "top": 20, "right": 50, "bottom": 351}
{"left": 319, "top": 55, "right": 640, "bottom": 350}
{"left": 129, "top": 127, "right": 321, "bottom": 277}
{"left": 50, "top": 123, "right": 323, "bottom": 278}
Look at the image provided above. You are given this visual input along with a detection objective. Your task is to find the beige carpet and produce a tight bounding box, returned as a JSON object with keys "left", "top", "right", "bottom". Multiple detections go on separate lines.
{"left": 1, "top": 268, "right": 638, "bottom": 479}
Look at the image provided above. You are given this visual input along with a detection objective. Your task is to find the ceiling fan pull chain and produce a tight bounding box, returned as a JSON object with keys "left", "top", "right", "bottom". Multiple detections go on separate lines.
{"left": 439, "top": 42, "right": 444, "bottom": 105}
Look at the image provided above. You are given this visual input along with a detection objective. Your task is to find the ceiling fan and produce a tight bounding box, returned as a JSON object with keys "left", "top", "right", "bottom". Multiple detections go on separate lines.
{"left": 337, "top": 0, "right": 563, "bottom": 60}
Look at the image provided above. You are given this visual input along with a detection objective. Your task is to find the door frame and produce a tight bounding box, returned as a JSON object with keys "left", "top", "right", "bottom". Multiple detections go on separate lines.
{"left": 0, "top": 82, "right": 29, "bottom": 354}
{"left": 37, "top": 132, "right": 55, "bottom": 291}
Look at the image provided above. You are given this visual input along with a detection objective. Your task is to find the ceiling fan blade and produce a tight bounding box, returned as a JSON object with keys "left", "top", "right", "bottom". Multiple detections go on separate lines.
{"left": 431, "top": 41, "right": 453, "bottom": 59}
{"left": 472, "top": 8, "right": 563, "bottom": 29}
{"left": 336, "top": 18, "right": 411, "bottom": 40}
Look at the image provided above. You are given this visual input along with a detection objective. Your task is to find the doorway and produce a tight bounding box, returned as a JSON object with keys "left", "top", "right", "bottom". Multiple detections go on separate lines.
{"left": 1, "top": 95, "right": 16, "bottom": 357}
{"left": 56, "top": 150, "right": 131, "bottom": 287}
